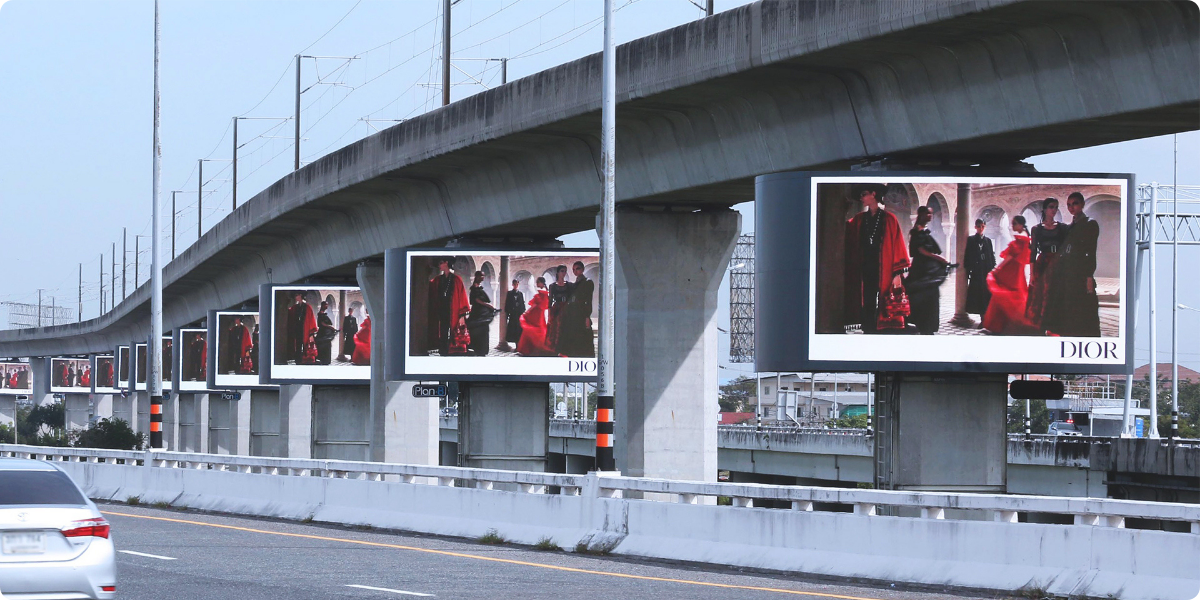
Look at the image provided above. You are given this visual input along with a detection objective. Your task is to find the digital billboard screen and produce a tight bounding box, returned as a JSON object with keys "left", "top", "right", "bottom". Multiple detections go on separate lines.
{"left": 259, "top": 285, "right": 369, "bottom": 383}
{"left": 176, "top": 328, "right": 209, "bottom": 392}
{"left": 207, "top": 310, "right": 272, "bottom": 389}
{"left": 115, "top": 345, "right": 130, "bottom": 390}
{"left": 133, "top": 338, "right": 173, "bottom": 392}
{"left": 756, "top": 172, "right": 1133, "bottom": 374}
{"left": 92, "top": 355, "right": 118, "bottom": 394}
{"left": 49, "top": 357, "right": 91, "bottom": 393}
{"left": 0, "top": 362, "right": 33, "bottom": 395}
{"left": 387, "top": 248, "right": 600, "bottom": 381}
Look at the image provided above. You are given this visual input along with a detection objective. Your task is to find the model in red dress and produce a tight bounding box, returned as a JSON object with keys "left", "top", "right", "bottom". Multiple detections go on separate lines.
{"left": 352, "top": 315, "right": 371, "bottom": 365}
{"left": 982, "top": 216, "right": 1037, "bottom": 335}
{"left": 517, "top": 278, "right": 554, "bottom": 356}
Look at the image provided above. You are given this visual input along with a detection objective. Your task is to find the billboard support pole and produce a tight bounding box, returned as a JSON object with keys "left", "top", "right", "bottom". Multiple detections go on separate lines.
{"left": 595, "top": 0, "right": 617, "bottom": 473}
{"left": 1121, "top": 237, "right": 1146, "bottom": 436}
{"left": 149, "top": 0, "right": 164, "bottom": 450}
{"left": 1149, "top": 183, "right": 1158, "bottom": 438}
{"left": 1170, "top": 138, "right": 1179, "bottom": 440}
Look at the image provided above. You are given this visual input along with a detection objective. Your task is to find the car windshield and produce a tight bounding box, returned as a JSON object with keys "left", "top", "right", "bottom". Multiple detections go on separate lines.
{"left": 0, "top": 470, "right": 87, "bottom": 505}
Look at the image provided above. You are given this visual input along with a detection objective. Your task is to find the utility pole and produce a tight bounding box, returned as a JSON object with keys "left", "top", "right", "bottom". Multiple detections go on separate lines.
{"left": 1170, "top": 137, "right": 1179, "bottom": 440}
{"left": 170, "top": 191, "right": 178, "bottom": 259}
{"left": 134, "top": 235, "right": 140, "bottom": 289}
{"left": 111, "top": 244, "right": 116, "bottom": 308}
{"left": 295, "top": 54, "right": 301, "bottom": 170}
{"left": 501, "top": 58, "right": 507, "bottom": 84}
{"left": 99, "top": 253, "right": 105, "bottom": 315}
{"left": 232, "top": 116, "right": 238, "bottom": 208}
{"left": 442, "top": 0, "right": 451, "bottom": 106}
{"left": 37, "top": 289, "right": 42, "bottom": 327}
{"left": 122, "top": 228, "right": 128, "bottom": 299}
{"left": 51, "top": 296, "right": 56, "bottom": 326}
{"left": 149, "top": 0, "right": 165, "bottom": 450}
{"left": 595, "top": 0, "right": 617, "bottom": 472}
{"left": 78, "top": 263, "right": 82, "bottom": 322}
{"left": 706, "top": 0, "right": 713, "bottom": 16}
{"left": 198, "top": 158, "right": 204, "bottom": 239}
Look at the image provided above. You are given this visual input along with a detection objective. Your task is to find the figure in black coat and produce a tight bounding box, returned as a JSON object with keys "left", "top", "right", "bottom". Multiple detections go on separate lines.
{"left": 1043, "top": 192, "right": 1102, "bottom": 337}
{"left": 964, "top": 219, "right": 996, "bottom": 317}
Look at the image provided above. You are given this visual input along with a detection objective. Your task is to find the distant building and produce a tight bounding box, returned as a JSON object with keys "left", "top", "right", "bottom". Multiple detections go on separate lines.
{"left": 1133, "top": 363, "right": 1200, "bottom": 384}
{"left": 753, "top": 373, "right": 873, "bottom": 426}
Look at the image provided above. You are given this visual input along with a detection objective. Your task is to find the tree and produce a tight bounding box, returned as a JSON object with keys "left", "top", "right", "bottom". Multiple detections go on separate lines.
{"left": 833, "top": 413, "right": 869, "bottom": 429}
{"left": 1006, "top": 399, "right": 1050, "bottom": 435}
{"left": 1116, "top": 375, "right": 1199, "bottom": 438}
{"left": 9, "top": 401, "right": 69, "bottom": 447}
{"left": 72, "top": 418, "right": 145, "bottom": 451}
{"left": 719, "top": 376, "right": 757, "bottom": 413}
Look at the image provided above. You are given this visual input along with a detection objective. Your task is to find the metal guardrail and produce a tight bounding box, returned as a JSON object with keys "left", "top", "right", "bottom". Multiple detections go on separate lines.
{"left": 3, "top": 444, "right": 1197, "bottom": 532}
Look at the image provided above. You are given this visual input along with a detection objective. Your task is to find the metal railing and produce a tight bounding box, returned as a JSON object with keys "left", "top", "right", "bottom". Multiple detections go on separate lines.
{"left": 4, "top": 444, "right": 1196, "bottom": 532}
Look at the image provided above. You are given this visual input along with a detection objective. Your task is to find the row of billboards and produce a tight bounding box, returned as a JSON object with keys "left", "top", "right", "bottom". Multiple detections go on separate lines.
{"left": 0, "top": 249, "right": 603, "bottom": 393}
{"left": 4, "top": 172, "right": 1137, "bottom": 387}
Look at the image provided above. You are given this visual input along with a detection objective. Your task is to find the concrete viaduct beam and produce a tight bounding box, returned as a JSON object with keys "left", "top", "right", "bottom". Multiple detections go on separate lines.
{"left": 1, "top": 0, "right": 1196, "bottom": 358}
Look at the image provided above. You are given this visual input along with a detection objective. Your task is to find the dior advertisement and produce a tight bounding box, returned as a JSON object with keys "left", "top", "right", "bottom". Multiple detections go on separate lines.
{"left": 49, "top": 357, "right": 91, "bottom": 393}
{"left": 176, "top": 328, "right": 209, "bottom": 392}
{"left": 388, "top": 248, "right": 600, "bottom": 381}
{"left": 0, "top": 361, "right": 33, "bottom": 395}
{"left": 260, "top": 285, "right": 370, "bottom": 383}
{"left": 92, "top": 355, "right": 118, "bottom": 394}
{"left": 115, "top": 345, "right": 130, "bottom": 389}
{"left": 756, "top": 172, "right": 1134, "bottom": 374}
{"left": 207, "top": 311, "right": 273, "bottom": 390}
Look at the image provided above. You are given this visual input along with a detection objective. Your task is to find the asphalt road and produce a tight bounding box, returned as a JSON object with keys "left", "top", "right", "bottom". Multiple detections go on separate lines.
{"left": 102, "top": 504, "right": 1004, "bottom": 600}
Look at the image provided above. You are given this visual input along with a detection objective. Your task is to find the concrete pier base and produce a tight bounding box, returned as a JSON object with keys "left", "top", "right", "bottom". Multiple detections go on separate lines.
{"left": 250, "top": 389, "right": 282, "bottom": 457}
{"left": 312, "top": 385, "right": 369, "bottom": 461}
{"left": 614, "top": 207, "right": 740, "bottom": 482}
{"left": 93, "top": 394, "right": 113, "bottom": 423}
{"left": 460, "top": 383, "right": 549, "bottom": 472}
{"left": 874, "top": 374, "right": 1008, "bottom": 492}
{"left": 64, "top": 394, "right": 91, "bottom": 431}
{"left": 112, "top": 395, "right": 134, "bottom": 430}
{"left": 0, "top": 397, "right": 13, "bottom": 434}
{"left": 279, "top": 385, "right": 312, "bottom": 459}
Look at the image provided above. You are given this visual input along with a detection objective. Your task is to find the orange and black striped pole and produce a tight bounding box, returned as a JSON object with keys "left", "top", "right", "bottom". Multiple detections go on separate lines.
{"left": 595, "top": 0, "right": 617, "bottom": 473}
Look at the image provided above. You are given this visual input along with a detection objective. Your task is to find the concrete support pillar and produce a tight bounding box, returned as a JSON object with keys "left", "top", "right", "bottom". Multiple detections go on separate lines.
{"left": 163, "top": 392, "right": 178, "bottom": 451}
{"left": 235, "top": 391, "right": 251, "bottom": 455}
{"left": 208, "top": 397, "right": 232, "bottom": 454}
{"left": 30, "top": 358, "right": 53, "bottom": 407}
{"left": 278, "top": 385, "right": 312, "bottom": 458}
{"left": 136, "top": 391, "right": 152, "bottom": 435}
{"left": 196, "top": 393, "right": 210, "bottom": 453}
{"left": 875, "top": 374, "right": 1007, "bottom": 492}
{"left": 0, "top": 397, "right": 14, "bottom": 436}
{"left": 176, "top": 394, "right": 195, "bottom": 451}
{"left": 112, "top": 395, "right": 133, "bottom": 429}
{"left": 614, "top": 207, "right": 740, "bottom": 482}
{"left": 64, "top": 394, "right": 90, "bottom": 431}
{"left": 460, "top": 382, "right": 549, "bottom": 472}
{"left": 312, "top": 385, "right": 369, "bottom": 460}
{"left": 93, "top": 394, "right": 113, "bottom": 422}
{"left": 385, "top": 382, "right": 439, "bottom": 465}
{"left": 358, "top": 260, "right": 439, "bottom": 466}
{"left": 250, "top": 389, "right": 281, "bottom": 457}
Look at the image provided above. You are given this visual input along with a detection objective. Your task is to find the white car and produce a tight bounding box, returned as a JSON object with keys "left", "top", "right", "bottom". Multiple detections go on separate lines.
{"left": 0, "top": 458, "right": 116, "bottom": 599}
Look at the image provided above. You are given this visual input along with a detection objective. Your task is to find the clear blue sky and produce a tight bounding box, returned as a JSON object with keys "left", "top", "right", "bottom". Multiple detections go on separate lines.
{"left": 0, "top": 0, "right": 1196, "bottom": 373}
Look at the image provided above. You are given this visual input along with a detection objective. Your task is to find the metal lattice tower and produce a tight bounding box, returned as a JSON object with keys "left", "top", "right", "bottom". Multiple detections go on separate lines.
{"left": 1136, "top": 184, "right": 1200, "bottom": 246}
{"left": 2, "top": 301, "right": 75, "bottom": 329}
{"left": 728, "top": 234, "right": 755, "bottom": 363}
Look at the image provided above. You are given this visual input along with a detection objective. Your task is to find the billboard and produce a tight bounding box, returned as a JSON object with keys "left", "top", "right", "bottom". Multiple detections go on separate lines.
{"left": 49, "top": 357, "right": 92, "bottom": 393}
{"left": 115, "top": 348, "right": 130, "bottom": 388}
{"left": 0, "top": 361, "right": 33, "bottom": 395}
{"left": 755, "top": 172, "right": 1133, "bottom": 374}
{"left": 259, "top": 285, "right": 369, "bottom": 383}
{"left": 92, "top": 355, "right": 118, "bottom": 394}
{"left": 207, "top": 310, "right": 272, "bottom": 389}
{"left": 175, "top": 328, "right": 209, "bottom": 392}
{"left": 386, "top": 248, "right": 600, "bottom": 381}
{"left": 133, "top": 338, "right": 173, "bottom": 392}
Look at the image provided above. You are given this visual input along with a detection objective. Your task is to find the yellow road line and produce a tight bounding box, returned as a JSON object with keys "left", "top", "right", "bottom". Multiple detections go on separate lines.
{"left": 102, "top": 510, "right": 887, "bottom": 600}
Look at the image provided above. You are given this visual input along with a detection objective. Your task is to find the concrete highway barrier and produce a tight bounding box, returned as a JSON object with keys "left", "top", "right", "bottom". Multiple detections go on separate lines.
{"left": 3, "top": 444, "right": 1197, "bottom": 600}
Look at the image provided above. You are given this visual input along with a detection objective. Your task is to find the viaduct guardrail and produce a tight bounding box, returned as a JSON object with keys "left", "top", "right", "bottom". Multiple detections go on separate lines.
{"left": 5, "top": 444, "right": 1197, "bottom": 600}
